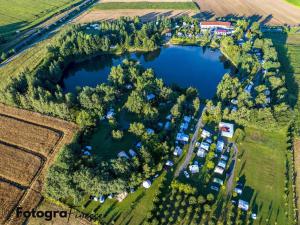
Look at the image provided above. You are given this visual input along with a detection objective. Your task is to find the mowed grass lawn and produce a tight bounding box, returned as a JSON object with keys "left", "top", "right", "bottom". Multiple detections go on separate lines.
{"left": 89, "top": 122, "right": 136, "bottom": 160}
{"left": 236, "top": 127, "right": 292, "bottom": 224}
{"left": 94, "top": 2, "right": 199, "bottom": 10}
{"left": 74, "top": 172, "right": 165, "bottom": 225}
{"left": 0, "top": 0, "right": 82, "bottom": 36}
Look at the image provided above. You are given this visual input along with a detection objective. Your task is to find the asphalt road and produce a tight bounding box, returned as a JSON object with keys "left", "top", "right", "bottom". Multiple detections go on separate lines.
{"left": 175, "top": 107, "right": 206, "bottom": 177}
{"left": 0, "top": 0, "right": 97, "bottom": 67}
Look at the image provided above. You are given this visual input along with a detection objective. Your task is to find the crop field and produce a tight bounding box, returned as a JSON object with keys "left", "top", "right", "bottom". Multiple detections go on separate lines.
{"left": 75, "top": 1, "right": 198, "bottom": 23}
{"left": 0, "top": 115, "right": 61, "bottom": 156}
{"left": 0, "top": 0, "right": 82, "bottom": 37}
{"left": 0, "top": 104, "right": 77, "bottom": 225}
{"left": 0, "top": 143, "right": 43, "bottom": 186}
{"left": 0, "top": 182, "right": 24, "bottom": 224}
{"left": 197, "top": 0, "right": 300, "bottom": 25}
{"left": 236, "top": 127, "right": 292, "bottom": 224}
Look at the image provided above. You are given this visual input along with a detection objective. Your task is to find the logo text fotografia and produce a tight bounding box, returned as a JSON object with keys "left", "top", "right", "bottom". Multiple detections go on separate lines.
{"left": 16, "top": 206, "right": 101, "bottom": 222}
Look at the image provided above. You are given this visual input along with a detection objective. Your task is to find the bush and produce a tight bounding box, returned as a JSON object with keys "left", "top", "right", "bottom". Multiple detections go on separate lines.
{"left": 112, "top": 129, "right": 124, "bottom": 139}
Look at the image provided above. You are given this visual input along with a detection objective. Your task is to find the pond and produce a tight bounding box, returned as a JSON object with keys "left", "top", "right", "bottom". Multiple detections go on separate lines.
{"left": 63, "top": 45, "right": 231, "bottom": 99}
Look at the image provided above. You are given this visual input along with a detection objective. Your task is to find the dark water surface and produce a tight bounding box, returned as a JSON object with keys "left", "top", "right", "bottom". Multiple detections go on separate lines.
{"left": 63, "top": 45, "right": 230, "bottom": 99}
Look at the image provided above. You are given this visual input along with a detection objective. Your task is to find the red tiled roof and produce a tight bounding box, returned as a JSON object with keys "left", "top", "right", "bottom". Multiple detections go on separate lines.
{"left": 200, "top": 21, "right": 231, "bottom": 27}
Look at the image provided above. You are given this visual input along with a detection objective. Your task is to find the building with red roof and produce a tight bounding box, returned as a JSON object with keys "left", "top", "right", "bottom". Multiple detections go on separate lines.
{"left": 200, "top": 21, "right": 232, "bottom": 29}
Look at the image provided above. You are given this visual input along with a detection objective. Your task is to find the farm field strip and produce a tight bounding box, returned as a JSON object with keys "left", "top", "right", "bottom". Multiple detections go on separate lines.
{"left": 0, "top": 142, "right": 44, "bottom": 187}
{"left": 0, "top": 104, "right": 78, "bottom": 225}
{"left": 0, "top": 181, "right": 25, "bottom": 224}
{"left": 0, "top": 114, "right": 62, "bottom": 156}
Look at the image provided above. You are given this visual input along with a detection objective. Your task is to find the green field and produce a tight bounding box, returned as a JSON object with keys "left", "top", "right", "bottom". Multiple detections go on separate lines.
{"left": 72, "top": 172, "right": 165, "bottom": 224}
{"left": 94, "top": 2, "right": 199, "bottom": 10}
{"left": 89, "top": 123, "right": 136, "bottom": 160}
{"left": 0, "top": 0, "right": 82, "bottom": 37}
{"left": 286, "top": 0, "right": 300, "bottom": 7}
{"left": 235, "top": 127, "right": 293, "bottom": 224}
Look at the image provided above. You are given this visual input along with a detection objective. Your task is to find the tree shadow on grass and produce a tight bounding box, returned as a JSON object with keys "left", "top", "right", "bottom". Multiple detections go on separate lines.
{"left": 263, "top": 31, "right": 298, "bottom": 109}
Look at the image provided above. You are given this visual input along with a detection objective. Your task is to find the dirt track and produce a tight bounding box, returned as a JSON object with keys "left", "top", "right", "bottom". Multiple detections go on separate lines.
{"left": 197, "top": 0, "right": 300, "bottom": 25}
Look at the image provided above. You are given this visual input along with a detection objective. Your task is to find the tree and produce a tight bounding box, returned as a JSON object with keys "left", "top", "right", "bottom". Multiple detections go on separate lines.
{"left": 193, "top": 97, "right": 200, "bottom": 115}
{"left": 207, "top": 160, "right": 215, "bottom": 170}
{"left": 112, "top": 130, "right": 124, "bottom": 139}
{"left": 129, "top": 122, "right": 145, "bottom": 137}
{"left": 76, "top": 110, "right": 95, "bottom": 127}
{"left": 206, "top": 193, "right": 215, "bottom": 202}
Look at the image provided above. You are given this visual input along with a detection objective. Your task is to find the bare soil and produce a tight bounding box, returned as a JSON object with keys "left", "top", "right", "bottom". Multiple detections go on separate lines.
{"left": 77, "top": 0, "right": 300, "bottom": 25}
{"left": 75, "top": 9, "right": 198, "bottom": 23}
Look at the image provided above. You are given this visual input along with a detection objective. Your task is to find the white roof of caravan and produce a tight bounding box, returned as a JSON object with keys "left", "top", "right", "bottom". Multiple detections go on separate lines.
{"left": 219, "top": 122, "right": 234, "bottom": 138}
{"left": 142, "top": 180, "right": 152, "bottom": 188}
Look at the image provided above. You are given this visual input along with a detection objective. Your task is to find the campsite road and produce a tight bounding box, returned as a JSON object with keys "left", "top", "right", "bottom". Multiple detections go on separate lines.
{"left": 175, "top": 107, "right": 206, "bottom": 177}
{"left": 226, "top": 143, "right": 238, "bottom": 195}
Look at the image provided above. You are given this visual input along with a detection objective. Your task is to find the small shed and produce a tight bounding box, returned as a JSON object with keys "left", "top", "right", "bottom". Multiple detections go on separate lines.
{"left": 219, "top": 122, "right": 234, "bottom": 138}
{"left": 201, "top": 129, "right": 211, "bottom": 138}
{"left": 116, "top": 192, "right": 128, "bottom": 202}
{"left": 189, "top": 165, "right": 200, "bottom": 174}
{"left": 180, "top": 122, "right": 189, "bottom": 131}
{"left": 214, "top": 166, "right": 224, "bottom": 175}
{"left": 216, "top": 140, "right": 225, "bottom": 152}
{"left": 238, "top": 200, "right": 249, "bottom": 211}
{"left": 143, "top": 180, "right": 152, "bottom": 189}
{"left": 197, "top": 148, "right": 206, "bottom": 158}
{"left": 176, "top": 133, "right": 189, "bottom": 142}
{"left": 129, "top": 149, "right": 137, "bottom": 158}
{"left": 183, "top": 116, "right": 192, "bottom": 123}
{"left": 200, "top": 142, "right": 210, "bottom": 151}
{"left": 217, "top": 160, "right": 227, "bottom": 169}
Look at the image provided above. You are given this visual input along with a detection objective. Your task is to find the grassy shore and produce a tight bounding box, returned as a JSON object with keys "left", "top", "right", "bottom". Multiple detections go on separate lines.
{"left": 94, "top": 2, "right": 199, "bottom": 10}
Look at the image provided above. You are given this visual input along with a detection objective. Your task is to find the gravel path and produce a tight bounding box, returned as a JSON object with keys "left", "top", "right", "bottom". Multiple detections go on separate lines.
{"left": 175, "top": 107, "right": 205, "bottom": 177}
